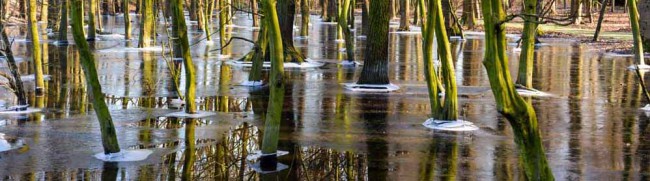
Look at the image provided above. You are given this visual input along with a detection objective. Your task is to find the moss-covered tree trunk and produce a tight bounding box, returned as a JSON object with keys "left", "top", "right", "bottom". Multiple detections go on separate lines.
{"left": 28, "top": 0, "right": 45, "bottom": 95}
{"left": 171, "top": 0, "right": 197, "bottom": 113}
{"left": 204, "top": 0, "right": 214, "bottom": 41}
{"left": 480, "top": 0, "right": 554, "bottom": 179}
{"left": 138, "top": 0, "right": 154, "bottom": 47}
{"left": 398, "top": 0, "right": 410, "bottom": 31}
{"left": 300, "top": 0, "right": 310, "bottom": 36}
{"left": 515, "top": 0, "right": 537, "bottom": 88}
{"left": 428, "top": 0, "right": 459, "bottom": 120}
{"left": 278, "top": 0, "right": 306, "bottom": 63}
{"left": 88, "top": 0, "right": 97, "bottom": 40}
{"left": 181, "top": 118, "right": 196, "bottom": 180}
{"left": 326, "top": 0, "right": 338, "bottom": 22}
{"left": 219, "top": 0, "right": 227, "bottom": 54}
{"left": 357, "top": 0, "right": 390, "bottom": 84}
{"left": 58, "top": 0, "right": 69, "bottom": 44}
{"left": 322, "top": 0, "right": 330, "bottom": 21}
{"left": 260, "top": 0, "right": 285, "bottom": 170}
{"left": 197, "top": 0, "right": 206, "bottom": 32}
{"left": 628, "top": 0, "right": 646, "bottom": 66}
{"left": 252, "top": 0, "right": 259, "bottom": 26}
{"left": 338, "top": 0, "right": 355, "bottom": 62}
{"left": 249, "top": 19, "right": 268, "bottom": 82}
{"left": 124, "top": 0, "right": 131, "bottom": 40}
{"left": 70, "top": 0, "right": 121, "bottom": 154}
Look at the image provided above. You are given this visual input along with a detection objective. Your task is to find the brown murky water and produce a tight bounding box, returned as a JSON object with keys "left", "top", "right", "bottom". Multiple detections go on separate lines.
{"left": 0, "top": 13, "right": 648, "bottom": 180}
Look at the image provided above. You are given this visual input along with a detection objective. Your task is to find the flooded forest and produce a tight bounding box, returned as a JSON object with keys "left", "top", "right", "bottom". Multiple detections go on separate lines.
{"left": 1, "top": 0, "right": 650, "bottom": 180}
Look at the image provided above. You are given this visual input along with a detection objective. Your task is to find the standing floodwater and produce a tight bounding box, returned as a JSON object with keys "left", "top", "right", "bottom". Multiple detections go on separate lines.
{"left": 0, "top": 13, "right": 648, "bottom": 180}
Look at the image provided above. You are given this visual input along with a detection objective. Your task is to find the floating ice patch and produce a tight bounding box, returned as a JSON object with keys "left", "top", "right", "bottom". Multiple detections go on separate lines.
{"left": 449, "top": 36, "right": 465, "bottom": 41}
{"left": 227, "top": 58, "right": 325, "bottom": 69}
{"left": 391, "top": 30, "right": 422, "bottom": 34}
{"left": 318, "top": 21, "right": 338, "bottom": 25}
{"left": 422, "top": 118, "right": 479, "bottom": 131}
{"left": 334, "top": 39, "right": 345, "bottom": 43}
{"left": 342, "top": 83, "right": 400, "bottom": 92}
{"left": 51, "top": 41, "right": 71, "bottom": 46}
{"left": 99, "top": 46, "right": 164, "bottom": 53}
{"left": 641, "top": 104, "right": 650, "bottom": 111}
{"left": 0, "top": 133, "right": 25, "bottom": 152}
{"left": 93, "top": 149, "right": 153, "bottom": 162}
{"left": 165, "top": 111, "right": 216, "bottom": 118}
{"left": 294, "top": 36, "right": 309, "bottom": 40}
{"left": 357, "top": 35, "right": 367, "bottom": 40}
{"left": 250, "top": 162, "right": 289, "bottom": 174}
{"left": 97, "top": 34, "right": 126, "bottom": 40}
{"left": 239, "top": 80, "right": 264, "bottom": 86}
{"left": 627, "top": 64, "right": 650, "bottom": 70}
{"left": 338, "top": 48, "right": 346, "bottom": 52}
{"left": 204, "top": 40, "right": 215, "bottom": 45}
{"left": 214, "top": 54, "right": 232, "bottom": 59}
{"left": 516, "top": 88, "right": 553, "bottom": 97}
{"left": 511, "top": 47, "right": 522, "bottom": 52}
{"left": 20, "top": 74, "right": 51, "bottom": 81}
{"left": 339, "top": 60, "right": 361, "bottom": 66}
{"left": 246, "top": 150, "right": 289, "bottom": 162}
{"left": 0, "top": 107, "right": 42, "bottom": 114}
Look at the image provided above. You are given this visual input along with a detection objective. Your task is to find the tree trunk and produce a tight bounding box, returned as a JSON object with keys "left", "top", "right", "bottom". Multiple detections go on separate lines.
{"left": 278, "top": 0, "right": 306, "bottom": 62}
{"left": 338, "top": 0, "right": 355, "bottom": 62}
{"left": 327, "top": 0, "right": 338, "bottom": 21}
{"left": 96, "top": 0, "right": 103, "bottom": 32}
{"left": 0, "top": 30, "right": 28, "bottom": 107}
{"left": 357, "top": 0, "right": 390, "bottom": 84}
{"left": 219, "top": 0, "right": 227, "bottom": 54}
{"left": 259, "top": 0, "right": 285, "bottom": 170}
{"left": 461, "top": 0, "right": 476, "bottom": 28}
{"left": 390, "top": 0, "right": 397, "bottom": 19}
{"left": 638, "top": 0, "right": 650, "bottom": 52}
{"left": 170, "top": 0, "right": 197, "bottom": 113}
{"left": 181, "top": 119, "right": 196, "bottom": 180}
{"left": 40, "top": 0, "right": 49, "bottom": 34}
{"left": 398, "top": 0, "right": 410, "bottom": 31}
{"left": 28, "top": 0, "right": 45, "bottom": 95}
{"left": 322, "top": 0, "right": 329, "bottom": 21}
{"left": 300, "top": 0, "right": 310, "bottom": 36}
{"left": 593, "top": 0, "right": 607, "bottom": 41}
{"left": 138, "top": 0, "right": 154, "bottom": 47}
{"left": 190, "top": 0, "right": 198, "bottom": 21}
{"left": 480, "top": 0, "right": 554, "bottom": 179}
{"left": 87, "top": 0, "right": 97, "bottom": 40}
{"left": 585, "top": 0, "right": 592, "bottom": 23}
{"left": 197, "top": 0, "right": 206, "bottom": 31}
{"left": 252, "top": 0, "right": 259, "bottom": 26}
{"left": 361, "top": 0, "right": 369, "bottom": 35}
{"left": 442, "top": 0, "right": 462, "bottom": 36}
{"left": 70, "top": 0, "right": 121, "bottom": 154}
{"left": 515, "top": 0, "right": 538, "bottom": 89}
{"left": 58, "top": 0, "right": 69, "bottom": 44}
{"left": 571, "top": 0, "right": 582, "bottom": 24}
{"left": 249, "top": 20, "right": 268, "bottom": 82}
{"left": 628, "top": 0, "right": 645, "bottom": 66}
{"left": 124, "top": 0, "right": 131, "bottom": 40}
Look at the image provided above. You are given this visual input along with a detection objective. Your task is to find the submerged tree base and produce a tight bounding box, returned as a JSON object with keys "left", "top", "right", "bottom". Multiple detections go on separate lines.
{"left": 247, "top": 150, "right": 289, "bottom": 173}
{"left": 93, "top": 149, "right": 153, "bottom": 162}
{"left": 0, "top": 133, "right": 25, "bottom": 152}
{"left": 422, "top": 118, "right": 478, "bottom": 131}
{"left": 342, "top": 83, "right": 400, "bottom": 92}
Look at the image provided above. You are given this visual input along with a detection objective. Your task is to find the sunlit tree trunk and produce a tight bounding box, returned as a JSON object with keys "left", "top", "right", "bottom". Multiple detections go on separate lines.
{"left": 124, "top": 0, "right": 131, "bottom": 40}
{"left": 357, "top": 0, "right": 390, "bottom": 84}
{"left": 96, "top": 0, "right": 103, "bottom": 31}
{"left": 138, "top": 0, "right": 154, "bottom": 47}
{"left": 515, "top": 0, "right": 537, "bottom": 89}
{"left": 300, "top": 0, "right": 310, "bottom": 36}
{"left": 259, "top": 0, "right": 285, "bottom": 170}
{"left": 338, "top": 0, "right": 355, "bottom": 62}
{"left": 327, "top": 0, "right": 338, "bottom": 21}
{"left": 87, "top": 0, "right": 98, "bottom": 40}
{"left": 480, "top": 0, "right": 554, "bottom": 179}
{"left": 58, "top": 0, "right": 69, "bottom": 45}
{"left": 181, "top": 119, "right": 196, "bottom": 180}
{"left": 390, "top": 0, "right": 396, "bottom": 19}
{"left": 571, "top": 0, "right": 582, "bottom": 24}
{"left": 585, "top": 0, "right": 592, "bottom": 23}
{"left": 40, "top": 0, "right": 49, "bottom": 34}
{"left": 70, "top": 0, "right": 121, "bottom": 154}
{"left": 28, "top": 0, "right": 45, "bottom": 95}
{"left": 248, "top": 16, "right": 268, "bottom": 82}
{"left": 398, "top": 0, "right": 410, "bottom": 31}
{"left": 628, "top": 0, "right": 645, "bottom": 66}
{"left": 205, "top": 0, "right": 215, "bottom": 41}
{"left": 322, "top": 0, "right": 329, "bottom": 21}
{"left": 197, "top": 0, "right": 206, "bottom": 31}
{"left": 171, "top": 0, "right": 197, "bottom": 113}
{"left": 190, "top": 0, "right": 198, "bottom": 21}
{"left": 219, "top": 0, "right": 227, "bottom": 54}
{"left": 252, "top": 0, "right": 259, "bottom": 26}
